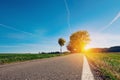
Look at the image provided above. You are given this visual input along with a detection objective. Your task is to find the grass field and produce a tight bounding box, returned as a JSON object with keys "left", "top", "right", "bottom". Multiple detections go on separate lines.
{"left": 0, "top": 53, "right": 68, "bottom": 65}
{"left": 86, "top": 52, "right": 120, "bottom": 80}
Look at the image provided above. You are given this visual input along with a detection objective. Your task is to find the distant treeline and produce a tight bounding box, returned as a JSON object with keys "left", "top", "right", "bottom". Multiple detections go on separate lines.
{"left": 39, "top": 51, "right": 69, "bottom": 54}
{"left": 88, "top": 46, "right": 120, "bottom": 52}
{"left": 39, "top": 52, "right": 60, "bottom": 54}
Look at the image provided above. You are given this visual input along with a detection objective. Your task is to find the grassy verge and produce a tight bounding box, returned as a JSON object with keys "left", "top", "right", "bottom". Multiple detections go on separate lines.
{"left": 85, "top": 52, "right": 120, "bottom": 80}
{"left": 0, "top": 52, "right": 69, "bottom": 65}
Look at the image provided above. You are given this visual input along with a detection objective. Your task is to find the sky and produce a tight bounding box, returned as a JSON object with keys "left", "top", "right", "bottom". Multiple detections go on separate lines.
{"left": 0, "top": 0, "right": 120, "bottom": 53}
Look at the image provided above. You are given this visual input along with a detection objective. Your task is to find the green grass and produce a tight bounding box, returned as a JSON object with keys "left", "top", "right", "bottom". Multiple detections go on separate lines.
{"left": 0, "top": 53, "right": 69, "bottom": 64}
{"left": 86, "top": 52, "right": 120, "bottom": 80}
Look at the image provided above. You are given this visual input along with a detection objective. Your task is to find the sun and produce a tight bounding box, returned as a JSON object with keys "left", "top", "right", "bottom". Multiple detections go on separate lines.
{"left": 84, "top": 45, "right": 91, "bottom": 51}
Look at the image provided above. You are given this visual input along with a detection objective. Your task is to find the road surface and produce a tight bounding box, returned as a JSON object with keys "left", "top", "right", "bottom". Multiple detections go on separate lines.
{"left": 0, "top": 54, "right": 94, "bottom": 80}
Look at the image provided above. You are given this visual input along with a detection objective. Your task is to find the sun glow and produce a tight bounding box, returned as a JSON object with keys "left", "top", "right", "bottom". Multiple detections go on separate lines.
{"left": 84, "top": 45, "right": 91, "bottom": 51}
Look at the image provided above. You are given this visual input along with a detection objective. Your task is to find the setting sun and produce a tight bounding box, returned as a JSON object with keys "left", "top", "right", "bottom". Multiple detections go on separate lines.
{"left": 84, "top": 45, "right": 91, "bottom": 51}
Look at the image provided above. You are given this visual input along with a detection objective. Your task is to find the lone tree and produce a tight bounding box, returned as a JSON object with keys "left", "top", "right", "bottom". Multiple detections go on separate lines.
{"left": 58, "top": 38, "right": 66, "bottom": 53}
{"left": 67, "top": 30, "right": 90, "bottom": 53}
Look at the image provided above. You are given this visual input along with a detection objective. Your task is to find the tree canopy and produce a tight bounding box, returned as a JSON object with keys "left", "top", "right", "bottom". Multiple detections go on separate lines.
{"left": 67, "top": 30, "right": 90, "bottom": 53}
{"left": 58, "top": 38, "right": 66, "bottom": 53}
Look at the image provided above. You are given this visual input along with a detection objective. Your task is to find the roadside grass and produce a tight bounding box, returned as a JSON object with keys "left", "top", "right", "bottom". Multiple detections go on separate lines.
{"left": 0, "top": 52, "right": 69, "bottom": 65}
{"left": 85, "top": 52, "right": 120, "bottom": 80}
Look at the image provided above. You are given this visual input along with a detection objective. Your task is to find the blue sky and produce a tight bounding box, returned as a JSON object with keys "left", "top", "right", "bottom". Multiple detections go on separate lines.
{"left": 0, "top": 0, "right": 120, "bottom": 53}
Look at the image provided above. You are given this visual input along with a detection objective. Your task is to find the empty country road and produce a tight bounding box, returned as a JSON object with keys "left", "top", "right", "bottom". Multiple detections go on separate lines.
{"left": 0, "top": 54, "right": 84, "bottom": 80}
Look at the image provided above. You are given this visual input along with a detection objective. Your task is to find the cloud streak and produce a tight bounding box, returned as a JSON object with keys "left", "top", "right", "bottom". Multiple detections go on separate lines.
{"left": 100, "top": 11, "right": 120, "bottom": 32}
{"left": 0, "top": 24, "right": 34, "bottom": 36}
{"left": 110, "top": 12, "right": 120, "bottom": 25}
{"left": 64, "top": 0, "right": 71, "bottom": 34}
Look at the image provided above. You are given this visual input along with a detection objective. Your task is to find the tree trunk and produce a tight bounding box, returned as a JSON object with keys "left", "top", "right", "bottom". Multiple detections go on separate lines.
{"left": 60, "top": 46, "right": 62, "bottom": 53}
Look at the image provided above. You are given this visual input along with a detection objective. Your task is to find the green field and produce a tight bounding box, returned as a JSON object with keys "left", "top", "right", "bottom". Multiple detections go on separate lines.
{"left": 86, "top": 53, "right": 120, "bottom": 80}
{"left": 0, "top": 53, "right": 68, "bottom": 64}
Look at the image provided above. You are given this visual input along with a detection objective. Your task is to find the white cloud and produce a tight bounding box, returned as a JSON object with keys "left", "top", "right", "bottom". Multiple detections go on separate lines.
{"left": 100, "top": 11, "right": 120, "bottom": 32}
{"left": 0, "top": 43, "right": 67, "bottom": 53}
{"left": 88, "top": 32, "right": 120, "bottom": 48}
{"left": 110, "top": 12, "right": 120, "bottom": 25}
{"left": 0, "top": 45, "right": 20, "bottom": 48}
{"left": 7, "top": 33, "right": 27, "bottom": 39}
{"left": 0, "top": 24, "right": 34, "bottom": 36}
{"left": 64, "top": 0, "right": 72, "bottom": 34}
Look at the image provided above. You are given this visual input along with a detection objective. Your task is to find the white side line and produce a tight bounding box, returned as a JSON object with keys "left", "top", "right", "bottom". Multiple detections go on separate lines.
{"left": 81, "top": 55, "right": 95, "bottom": 80}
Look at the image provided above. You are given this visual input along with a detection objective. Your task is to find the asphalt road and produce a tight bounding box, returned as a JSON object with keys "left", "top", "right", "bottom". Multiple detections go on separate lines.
{"left": 0, "top": 54, "right": 83, "bottom": 80}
